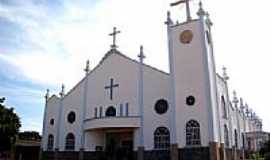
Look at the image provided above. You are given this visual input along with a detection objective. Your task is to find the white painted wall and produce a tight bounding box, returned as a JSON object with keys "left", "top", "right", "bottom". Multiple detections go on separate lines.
{"left": 43, "top": 95, "right": 60, "bottom": 150}
{"left": 142, "top": 64, "right": 170, "bottom": 150}
{"left": 169, "top": 19, "right": 215, "bottom": 147}
{"left": 43, "top": 19, "right": 262, "bottom": 152}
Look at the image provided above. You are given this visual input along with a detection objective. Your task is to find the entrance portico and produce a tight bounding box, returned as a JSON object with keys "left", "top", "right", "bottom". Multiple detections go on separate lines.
{"left": 85, "top": 128, "right": 136, "bottom": 160}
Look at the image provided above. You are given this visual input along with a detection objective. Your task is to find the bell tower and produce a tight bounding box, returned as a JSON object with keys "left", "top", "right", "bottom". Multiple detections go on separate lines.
{"left": 167, "top": 1, "right": 220, "bottom": 158}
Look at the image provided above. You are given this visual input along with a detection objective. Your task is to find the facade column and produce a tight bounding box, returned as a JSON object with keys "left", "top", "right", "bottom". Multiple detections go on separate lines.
{"left": 240, "top": 98, "right": 246, "bottom": 160}
{"left": 205, "top": 10, "right": 223, "bottom": 145}
{"left": 79, "top": 60, "right": 90, "bottom": 160}
{"left": 222, "top": 66, "right": 235, "bottom": 160}
{"left": 199, "top": 5, "right": 220, "bottom": 159}
{"left": 55, "top": 84, "right": 65, "bottom": 160}
{"left": 137, "top": 46, "right": 145, "bottom": 160}
{"left": 233, "top": 91, "right": 241, "bottom": 157}
{"left": 165, "top": 11, "right": 178, "bottom": 160}
{"left": 220, "top": 143, "right": 225, "bottom": 160}
{"left": 39, "top": 89, "right": 50, "bottom": 160}
{"left": 209, "top": 142, "right": 220, "bottom": 160}
{"left": 232, "top": 146, "right": 237, "bottom": 160}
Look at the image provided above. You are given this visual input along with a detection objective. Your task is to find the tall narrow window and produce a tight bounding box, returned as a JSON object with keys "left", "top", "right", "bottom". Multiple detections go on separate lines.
{"left": 154, "top": 127, "right": 170, "bottom": 150}
{"left": 224, "top": 125, "right": 229, "bottom": 147}
{"left": 186, "top": 120, "right": 201, "bottom": 146}
{"left": 125, "top": 103, "right": 129, "bottom": 116}
{"left": 47, "top": 134, "right": 54, "bottom": 151}
{"left": 120, "top": 104, "right": 123, "bottom": 116}
{"left": 234, "top": 129, "right": 238, "bottom": 148}
{"left": 221, "top": 96, "right": 227, "bottom": 118}
{"left": 94, "top": 107, "right": 98, "bottom": 118}
{"left": 65, "top": 133, "right": 75, "bottom": 151}
{"left": 206, "top": 31, "right": 211, "bottom": 44}
{"left": 99, "top": 106, "right": 103, "bottom": 117}
{"left": 242, "top": 133, "right": 245, "bottom": 149}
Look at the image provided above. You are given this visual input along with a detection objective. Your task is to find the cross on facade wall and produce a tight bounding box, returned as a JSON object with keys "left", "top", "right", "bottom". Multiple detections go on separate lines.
{"left": 109, "top": 27, "right": 121, "bottom": 49}
{"left": 105, "top": 78, "right": 119, "bottom": 100}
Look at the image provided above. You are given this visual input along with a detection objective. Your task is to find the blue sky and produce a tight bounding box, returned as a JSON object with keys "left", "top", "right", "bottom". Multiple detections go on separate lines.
{"left": 1, "top": 0, "right": 270, "bottom": 133}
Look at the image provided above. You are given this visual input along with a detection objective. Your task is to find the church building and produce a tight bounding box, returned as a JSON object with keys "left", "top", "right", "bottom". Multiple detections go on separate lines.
{"left": 41, "top": 1, "right": 265, "bottom": 160}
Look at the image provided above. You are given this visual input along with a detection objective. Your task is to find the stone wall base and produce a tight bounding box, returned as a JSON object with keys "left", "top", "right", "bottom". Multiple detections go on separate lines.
{"left": 179, "top": 146, "right": 209, "bottom": 160}
{"left": 42, "top": 146, "right": 246, "bottom": 160}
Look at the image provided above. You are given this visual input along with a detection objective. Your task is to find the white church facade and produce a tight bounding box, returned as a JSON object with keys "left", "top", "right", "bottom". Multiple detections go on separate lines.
{"left": 41, "top": 2, "right": 265, "bottom": 160}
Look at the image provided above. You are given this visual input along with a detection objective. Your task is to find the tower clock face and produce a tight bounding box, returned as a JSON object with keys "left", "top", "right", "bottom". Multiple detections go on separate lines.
{"left": 180, "top": 30, "right": 193, "bottom": 44}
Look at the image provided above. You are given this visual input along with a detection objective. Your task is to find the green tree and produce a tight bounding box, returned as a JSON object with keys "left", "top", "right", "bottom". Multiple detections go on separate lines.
{"left": 0, "top": 97, "right": 21, "bottom": 151}
{"left": 19, "top": 131, "right": 41, "bottom": 141}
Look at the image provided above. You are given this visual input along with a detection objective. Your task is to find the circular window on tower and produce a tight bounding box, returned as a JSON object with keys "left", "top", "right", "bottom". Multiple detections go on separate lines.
{"left": 154, "top": 99, "right": 169, "bottom": 114}
{"left": 49, "top": 118, "right": 54, "bottom": 125}
{"left": 180, "top": 30, "right": 193, "bottom": 44}
{"left": 186, "top": 96, "right": 196, "bottom": 106}
{"left": 67, "top": 111, "right": 76, "bottom": 124}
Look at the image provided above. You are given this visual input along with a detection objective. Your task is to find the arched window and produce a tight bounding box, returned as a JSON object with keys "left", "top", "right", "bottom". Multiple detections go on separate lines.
{"left": 154, "top": 127, "right": 170, "bottom": 149}
{"left": 234, "top": 129, "right": 238, "bottom": 148}
{"left": 186, "top": 120, "right": 201, "bottom": 146}
{"left": 47, "top": 134, "right": 54, "bottom": 150}
{"left": 224, "top": 125, "right": 229, "bottom": 147}
{"left": 221, "top": 96, "right": 227, "bottom": 118}
{"left": 105, "top": 106, "right": 116, "bottom": 117}
{"left": 65, "top": 133, "right": 75, "bottom": 151}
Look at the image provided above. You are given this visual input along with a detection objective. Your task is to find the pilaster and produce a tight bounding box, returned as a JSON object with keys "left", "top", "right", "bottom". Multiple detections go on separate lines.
{"left": 170, "top": 144, "right": 178, "bottom": 160}
{"left": 38, "top": 149, "right": 43, "bottom": 160}
{"left": 56, "top": 85, "right": 65, "bottom": 150}
{"left": 232, "top": 146, "right": 237, "bottom": 160}
{"left": 165, "top": 11, "right": 178, "bottom": 147}
{"left": 137, "top": 146, "right": 144, "bottom": 160}
{"left": 54, "top": 148, "right": 59, "bottom": 160}
{"left": 209, "top": 142, "right": 220, "bottom": 160}
{"left": 79, "top": 148, "right": 84, "bottom": 160}
{"left": 80, "top": 60, "right": 90, "bottom": 155}
{"left": 241, "top": 148, "right": 245, "bottom": 160}
{"left": 137, "top": 46, "right": 145, "bottom": 160}
{"left": 220, "top": 143, "right": 225, "bottom": 160}
{"left": 40, "top": 89, "right": 49, "bottom": 157}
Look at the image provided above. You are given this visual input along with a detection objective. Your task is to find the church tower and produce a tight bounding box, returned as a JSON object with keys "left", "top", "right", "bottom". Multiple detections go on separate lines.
{"left": 167, "top": 1, "right": 220, "bottom": 159}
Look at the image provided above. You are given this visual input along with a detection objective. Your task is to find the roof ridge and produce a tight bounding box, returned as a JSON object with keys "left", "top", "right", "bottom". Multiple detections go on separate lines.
{"left": 59, "top": 48, "right": 169, "bottom": 98}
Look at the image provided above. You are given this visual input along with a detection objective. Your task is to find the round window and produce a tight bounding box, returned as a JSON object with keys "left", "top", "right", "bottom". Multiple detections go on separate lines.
{"left": 154, "top": 99, "right": 169, "bottom": 114}
{"left": 50, "top": 119, "right": 54, "bottom": 125}
{"left": 67, "top": 111, "right": 76, "bottom": 124}
{"left": 180, "top": 30, "right": 193, "bottom": 44}
{"left": 186, "top": 96, "right": 196, "bottom": 106}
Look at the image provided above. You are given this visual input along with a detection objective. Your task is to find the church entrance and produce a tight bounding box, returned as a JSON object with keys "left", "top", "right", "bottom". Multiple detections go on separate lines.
{"left": 105, "top": 130, "right": 133, "bottom": 160}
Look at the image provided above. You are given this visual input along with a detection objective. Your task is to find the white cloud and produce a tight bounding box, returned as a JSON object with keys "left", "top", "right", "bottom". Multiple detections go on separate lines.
{"left": 1, "top": 0, "right": 270, "bottom": 132}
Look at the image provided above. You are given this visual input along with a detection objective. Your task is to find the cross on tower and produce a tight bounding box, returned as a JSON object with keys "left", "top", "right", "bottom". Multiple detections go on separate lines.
{"left": 105, "top": 78, "right": 119, "bottom": 100}
{"left": 170, "top": 0, "right": 192, "bottom": 21}
{"left": 109, "top": 27, "right": 121, "bottom": 49}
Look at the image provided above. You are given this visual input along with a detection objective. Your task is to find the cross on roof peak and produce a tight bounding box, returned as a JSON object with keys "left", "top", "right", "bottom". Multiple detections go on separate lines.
{"left": 109, "top": 27, "right": 121, "bottom": 49}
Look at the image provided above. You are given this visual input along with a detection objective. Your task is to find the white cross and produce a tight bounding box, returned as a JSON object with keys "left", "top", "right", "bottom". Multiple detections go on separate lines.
{"left": 109, "top": 27, "right": 121, "bottom": 49}
{"left": 170, "top": 0, "right": 192, "bottom": 21}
